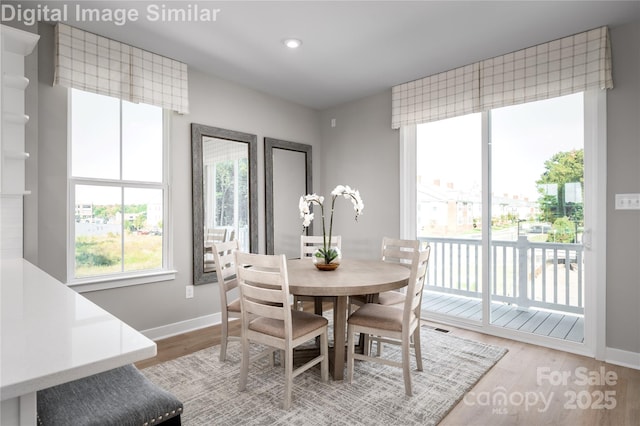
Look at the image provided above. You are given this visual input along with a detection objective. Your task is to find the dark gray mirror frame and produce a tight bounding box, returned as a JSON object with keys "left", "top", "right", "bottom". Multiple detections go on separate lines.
{"left": 191, "top": 123, "right": 258, "bottom": 285}
{"left": 265, "top": 137, "right": 313, "bottom": 255}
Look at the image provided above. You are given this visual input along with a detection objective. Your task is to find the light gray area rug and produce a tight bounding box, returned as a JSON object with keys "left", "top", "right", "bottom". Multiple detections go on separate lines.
{"left": 142, "top": 326, "right": 507, "bottom": 425}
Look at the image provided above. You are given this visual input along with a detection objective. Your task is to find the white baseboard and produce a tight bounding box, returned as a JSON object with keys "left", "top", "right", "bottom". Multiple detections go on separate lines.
{"left": 141, "top": 313, "right": 221, "bottom": 341}
{"left": 605, "top": 346, "right": 640, "bottom": 370}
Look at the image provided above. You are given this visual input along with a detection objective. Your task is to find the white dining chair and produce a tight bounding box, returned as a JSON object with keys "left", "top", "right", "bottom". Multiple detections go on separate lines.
{"left": 299, "top": 234, "right": 342, "bottom": 259}
{"left": 346, "top": 246, "right": 431, "bottom": 396}
{"left": 378, "top": 237, "right": 422, "bottom": 305}
{"left": 235, "top": 251, "right": 329, "bottom": 410}
{"left": 204, "top": 227, "right": 228, "bottom": 272}
{"left": 350, "top": 237, "right": 421, "bottom": 312}
{"left": 211, "top": 239, "right": 241, "bottom": 362}
{"left": 294, "top": 234, "right": 341, "bottom": 313}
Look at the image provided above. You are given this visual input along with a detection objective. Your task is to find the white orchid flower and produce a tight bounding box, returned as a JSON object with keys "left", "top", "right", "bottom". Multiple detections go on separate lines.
{"left": 350, "top": 191, "right": 364, "bottom": 217}
{"left": 331, "top": 185, "right": 346, "bottom": 196}
{"left": 304, "top": 193, "right": 324, "bottom": 204}
{"left": 302, "top": 213, "right": 314, "bottom": 227}
{"left": 356, "top": 190, "right": 364, "bottom": 208}
{"left": 299, "top": 186, "right": 364, "bottom": 260}
{"left": 299, "top": 196, "right": 310, "bottom": 216}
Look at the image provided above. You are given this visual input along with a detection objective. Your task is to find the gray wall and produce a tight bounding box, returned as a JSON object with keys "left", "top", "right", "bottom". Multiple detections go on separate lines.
{"left": 26, "top": 19, "right": 640, "bottom": 355}
{"left": 319, "top": 90, "right": 401, "bottom": 260}
{"left": 35, "top": 23, "right": 67, "bottom": 282}
{"left": 606, "top": 20, "right": 640, "bottom": 354}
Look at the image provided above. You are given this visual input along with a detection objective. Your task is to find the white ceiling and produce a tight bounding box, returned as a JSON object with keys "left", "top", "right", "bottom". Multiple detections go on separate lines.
{"left": 32, "top": 0, "right": 640, "bottom": 110}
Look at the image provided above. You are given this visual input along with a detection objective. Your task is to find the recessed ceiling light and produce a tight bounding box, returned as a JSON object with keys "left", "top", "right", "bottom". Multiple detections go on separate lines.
{"left": 283, "top": 38, "right": 302, "bottom": 49}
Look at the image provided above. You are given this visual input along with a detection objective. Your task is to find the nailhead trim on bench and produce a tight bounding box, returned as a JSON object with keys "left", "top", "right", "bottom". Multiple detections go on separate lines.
{"left": 143, "top": 407, "right": 183, "bottom": 426}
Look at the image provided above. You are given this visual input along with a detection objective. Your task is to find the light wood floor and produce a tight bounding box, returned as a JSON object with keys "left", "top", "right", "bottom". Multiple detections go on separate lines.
{"left": 136, "top": 319, "right": 639, "bottom": 426}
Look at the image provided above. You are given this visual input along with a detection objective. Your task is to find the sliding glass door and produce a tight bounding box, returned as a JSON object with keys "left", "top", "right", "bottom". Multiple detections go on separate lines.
{"left": 416, "top": 113, "right": 483, "bottom": 323}
{"left": 489, "top": 93, "right": 585, "bottom": 342}
{"left": 416, "top": 93, "right": 589, "bottom": 346}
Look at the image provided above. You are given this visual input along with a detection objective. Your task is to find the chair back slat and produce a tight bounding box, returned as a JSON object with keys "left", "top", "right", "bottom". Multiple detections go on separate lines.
{"left": 241, "top": 282, "right": 285, "bottom": 304}
{"left": 300, "top": 235, "right": 341, "bottom": 258}
{"left": 239, "top": 267, "right": 285, "bottom": 287}
{"left": 206, "top": 227, "right": 227, "bottom": 244}
{"left": 243, "top": 298, "right": 286, "bottom": 320}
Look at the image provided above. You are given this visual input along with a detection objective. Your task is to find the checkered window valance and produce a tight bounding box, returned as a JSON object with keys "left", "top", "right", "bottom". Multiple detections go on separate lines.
{"left": 392, "top": 26, "right": 612, "bottom": 129}
{"left": 55, "top": 23, "right": 189, "bottom": 114}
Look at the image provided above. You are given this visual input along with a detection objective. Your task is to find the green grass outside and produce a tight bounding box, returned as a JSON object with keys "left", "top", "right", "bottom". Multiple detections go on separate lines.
{"left": 75, "top": 233, "right": 162, "bottom": 277}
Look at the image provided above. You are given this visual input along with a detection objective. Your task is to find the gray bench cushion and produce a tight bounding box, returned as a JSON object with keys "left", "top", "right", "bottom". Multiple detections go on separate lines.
{"left": 37, "top": 364, "right": 183, "bottom": 426}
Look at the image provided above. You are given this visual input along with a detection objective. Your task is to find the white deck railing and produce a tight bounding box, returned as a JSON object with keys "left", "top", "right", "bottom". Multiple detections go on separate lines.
{"left": 419, "top": 236, "right": 584, "bottom": 315}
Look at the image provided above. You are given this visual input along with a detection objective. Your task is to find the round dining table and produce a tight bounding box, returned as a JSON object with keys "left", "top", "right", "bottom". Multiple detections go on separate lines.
{"left": 286, "top": 258, "right": 410, "bottom": 380}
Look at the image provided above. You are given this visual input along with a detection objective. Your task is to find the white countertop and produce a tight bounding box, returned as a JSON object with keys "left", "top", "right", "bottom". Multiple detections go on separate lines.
{"left": 1, "top": 259, "right": 157, "bottom": 401}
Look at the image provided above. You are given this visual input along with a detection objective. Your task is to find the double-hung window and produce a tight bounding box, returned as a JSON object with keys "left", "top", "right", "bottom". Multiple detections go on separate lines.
{"left": 68, "top": 88, "right": 172, "bottom": 287}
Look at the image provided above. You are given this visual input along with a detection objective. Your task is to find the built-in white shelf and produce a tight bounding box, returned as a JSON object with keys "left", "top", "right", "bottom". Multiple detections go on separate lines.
{"left": 1, "top": 25, "right": 40, "bottom": 56}
{"left": 1, "top": 24, "right": 39, "bottom": 199}
{"left": 2, "top": 150, "right": 29, "bottom": 160}
{"left": 0, "top": 191, "right": 32, "bottom": 197}
{"left": 2, "top": 112, "right": 29, "bottom": 125}
{"left": 2, "top": 74, "right": 29, "bottom": 90}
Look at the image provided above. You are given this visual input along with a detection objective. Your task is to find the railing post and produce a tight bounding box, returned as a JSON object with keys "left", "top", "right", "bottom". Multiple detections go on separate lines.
{"left": 517, "top": 235, "right": 530, "bottom": 310}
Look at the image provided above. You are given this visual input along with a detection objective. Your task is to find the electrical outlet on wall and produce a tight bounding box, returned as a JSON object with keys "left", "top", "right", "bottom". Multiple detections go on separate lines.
{"left": 615, "top": 193, "right": 640, "bottom": 210}
{"left": 185, "top": 285, "right": 194, "bottom": 299}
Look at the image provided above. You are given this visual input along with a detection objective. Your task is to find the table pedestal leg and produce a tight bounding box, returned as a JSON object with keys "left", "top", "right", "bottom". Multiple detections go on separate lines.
{"left": 332, "top": 296, "right": 348, "bottom": 380}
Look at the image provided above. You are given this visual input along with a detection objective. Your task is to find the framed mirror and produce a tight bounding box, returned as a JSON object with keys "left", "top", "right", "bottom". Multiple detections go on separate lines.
{"left": 265, "top": 137, "right": 313, "bottom": 257}
{"left": 192, "top": 124, "right": 258, "bottom": 285}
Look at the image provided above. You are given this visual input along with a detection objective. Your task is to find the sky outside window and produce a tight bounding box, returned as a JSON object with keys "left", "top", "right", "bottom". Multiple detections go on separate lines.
{"left": 71, "top": 89, "right": 163, "bottom": 204}
{"left": 71, "top": 89, "right": 119, "bottom": 179}
{"left": 417, "top": 93, "right": 583, "bottom": 203}
{"left": 490, "top": 93, "right": 583, "bottom": 202}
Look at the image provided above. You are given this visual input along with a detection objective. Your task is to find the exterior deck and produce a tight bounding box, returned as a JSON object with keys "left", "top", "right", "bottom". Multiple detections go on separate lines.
{"left": 422, "top": 291, "right": 584, "bottom": 343}
{"left": 418, "top": 235, "right": 585, "bottom": 343}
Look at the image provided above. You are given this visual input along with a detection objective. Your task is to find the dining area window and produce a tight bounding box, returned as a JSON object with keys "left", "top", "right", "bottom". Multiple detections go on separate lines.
{"left": 55, "top": 22, "right": 188, "bottom": 287}
{"left": 68, "top": 89, "right": 168, "bottom": 280}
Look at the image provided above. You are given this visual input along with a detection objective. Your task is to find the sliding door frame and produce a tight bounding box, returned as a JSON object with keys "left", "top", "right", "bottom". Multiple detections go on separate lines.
{"left": 400, "top": 90, "right": 607, "bottom": 359}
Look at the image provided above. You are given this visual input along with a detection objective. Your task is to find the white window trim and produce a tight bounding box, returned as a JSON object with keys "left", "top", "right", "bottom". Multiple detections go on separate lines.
{"left": 400, "top": 90, "right": 607, "bottom": 358}
{"left": 66, "top": 92, "right": 174, "bottom": 291}
{"left": 399, "top": 124, "right": 416, "bottom": 240}
{"left": 583, "top": 89, "right": 607, "bottom": 361}
{"left": 69, "top": 269, "right": 177, "bottom": 293}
